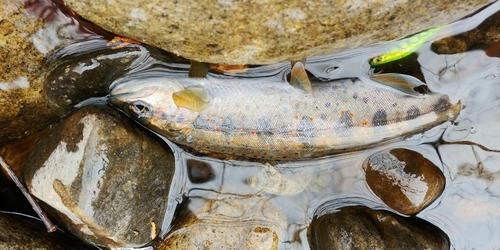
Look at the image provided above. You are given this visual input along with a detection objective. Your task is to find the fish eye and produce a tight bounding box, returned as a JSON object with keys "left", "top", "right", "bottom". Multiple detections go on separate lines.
{"left": 129, "top": 101, "right": 153, "bottom": 119}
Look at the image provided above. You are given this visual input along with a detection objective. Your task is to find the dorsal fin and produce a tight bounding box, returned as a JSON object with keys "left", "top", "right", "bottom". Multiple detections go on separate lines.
{"left": 189, "top": 60, "right": 210, "bottom": 78}
{"left": 172, "top": 87, "right": 210, "bottom": 111}
{"left": 290, "top": 61, "right": 312, "bottom": 94}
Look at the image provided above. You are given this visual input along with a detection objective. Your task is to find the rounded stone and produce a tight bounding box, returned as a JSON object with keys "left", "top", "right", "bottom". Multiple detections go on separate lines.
{"left": 308, "top": 206, "right": 449, "bottom": 250}
{"left": 363, "top": 148, "right": 446, "bottom": 215}
{"left": 63, "top": 0, "right": 493, "bottom": 64}
{"left": 0, "top": 212, "right": 97, "bottom": 250}
{"left": 22, "top": 105, "right": 176, "bottom": 248}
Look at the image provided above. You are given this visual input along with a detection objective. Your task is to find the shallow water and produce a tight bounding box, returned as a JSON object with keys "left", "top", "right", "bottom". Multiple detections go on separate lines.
{"left": 6, "top": 0, "right": 500, "bottom": 249}
{"left": 156, "top": 2, "right": 500, "bottom": 249}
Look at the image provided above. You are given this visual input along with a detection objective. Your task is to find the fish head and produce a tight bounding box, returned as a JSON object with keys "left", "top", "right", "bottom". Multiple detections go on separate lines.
{"left": 109, "top": 78, "right": 195, "bottom": 133}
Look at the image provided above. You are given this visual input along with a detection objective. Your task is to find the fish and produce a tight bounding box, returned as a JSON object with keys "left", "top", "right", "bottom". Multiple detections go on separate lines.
{"left": 109, "top": 64, "right": 461, "bottom": 161}
{"left": 370, "top": 26, "right": 443, "bottom": 66}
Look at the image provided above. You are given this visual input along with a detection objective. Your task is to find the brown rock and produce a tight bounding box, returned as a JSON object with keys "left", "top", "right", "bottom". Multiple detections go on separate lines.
{"left": 432, "top": 10, "right": 500, "bottom": 55}
{"left": 308, "top": 206, "right": 449, "bottom": 250}
{"left": 22, "top": 105, "right": 176, "bottom": 248}
{"left": 0, "top": 129, "right": 47, "bottom": 179}
{"left": 0, "top": 212, "right": 97, "bottom": 250}
{"left": 0, "top": 1, "right": 58, "bottom": 145}
{"left": 44, "top": 40, "right": 183, "bottom": 117}
{"left": 64, "top": 0, "right": 493, "bottom": 64}
{"left": 363, "top": 148, "right": 445, "bottom": 215}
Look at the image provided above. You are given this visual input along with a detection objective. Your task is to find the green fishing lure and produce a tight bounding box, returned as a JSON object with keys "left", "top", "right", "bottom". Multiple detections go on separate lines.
{"left": 370, "top": 26, "right": 443, "bottom": 66}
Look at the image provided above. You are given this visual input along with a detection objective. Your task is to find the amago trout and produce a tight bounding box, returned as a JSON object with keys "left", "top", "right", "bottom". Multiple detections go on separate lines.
{"left": 109, "top": 64, "right": 461, "bottom": 161}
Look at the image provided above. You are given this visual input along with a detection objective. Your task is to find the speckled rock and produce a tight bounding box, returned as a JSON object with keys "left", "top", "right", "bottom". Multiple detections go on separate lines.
{"left": 22, "top": 105, "right": 176, "bottom": 248}
{"left": 0, "top": 0, "right": 58, "bottom": 145}
{"left": 308, "top": 206, "right": 449, "bottom": 250}
{"left": 155, "top": 194, "right": 286, "bottom": 249}
{"left": 363, "top": 148, "right": 445, "bottom": 215}
{"left": 432, "top": 9, "right": 500, "bottom": 55}
{"left": 64, "top": 0, "right": 493, "bottom": 65}
{"left": 0, "top": 212, "right": 97, "bottom": 250}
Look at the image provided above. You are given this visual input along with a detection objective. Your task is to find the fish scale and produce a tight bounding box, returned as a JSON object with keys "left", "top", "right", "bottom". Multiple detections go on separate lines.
{"left": 110, "top": 74, "right": 461, "bottom": 161}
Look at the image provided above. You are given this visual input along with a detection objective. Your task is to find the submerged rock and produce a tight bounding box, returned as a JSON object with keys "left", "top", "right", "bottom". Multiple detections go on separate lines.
{"left": 22, "top": 105, "right": 176, "bottom": 248}
{"left": 155, "top": 194, "right": 286, "bottom": 249}
{"left": 44, "top": 40, "right": 184, "bottom": 117}
{"left": 432, "top": 10, "right": 500, "bottom": 55}
{"left": 308, "top": 205, "right": 449, "bottom": 250}
{"left": 63, "top": 0, "right": 493, "bottom": 64}
{"left": 363, "top": 148, "right": 445, "bottom": 215}
{"left": 0, "top": 212, "right": 97, "bottom": 250}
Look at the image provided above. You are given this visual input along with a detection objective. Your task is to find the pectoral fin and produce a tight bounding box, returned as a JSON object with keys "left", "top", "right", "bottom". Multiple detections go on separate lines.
{"left": 172, "top": 87, "right": 210, "bottom": 111}
{"left": 370, "top": 73, "right": 429, "bottom": 96}
{"left": 290, "top": 61, "right": 313, "bottom": 94}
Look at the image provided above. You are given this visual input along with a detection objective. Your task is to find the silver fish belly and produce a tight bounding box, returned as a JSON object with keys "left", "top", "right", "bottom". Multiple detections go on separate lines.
{"left": 110, "top": 74, "right": 461, "bottom": 161}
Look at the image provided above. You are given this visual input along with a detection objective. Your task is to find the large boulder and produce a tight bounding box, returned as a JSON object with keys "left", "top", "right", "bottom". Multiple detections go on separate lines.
{"left": 64, "top": 0, "right": 493, "bottom": 64}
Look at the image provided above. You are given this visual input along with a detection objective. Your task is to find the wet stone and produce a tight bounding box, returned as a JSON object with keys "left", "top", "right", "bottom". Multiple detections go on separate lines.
{"left": 22, "top": 105, "right": 176, "bottom": 248}
{"left": 0, "top": 129, "right": 48, "bottom": 179}
{"left": 44, "top": 42, "right": 182, "bottom": 117}
{"left": 44, "top": 46, "right": 139, "bottom": 117}
{"left": 363, "top": 148, "right": 445, "bottom": 215}
{"left": 0, "top": 212, "right": 98, "bottom": 250}
{"left": 63, "top": 0, "right": 492, "bottom": 65}
{"left": 0, "top": 1, "right": 58, "bottom": 145}
{"left": 308, "top": 206, "right": 450, "bottom": 250}
{"left": 155, "top": 194, "right": 286, "bottom": 249}
{"left": 432, "top": 10, "right": 500, "bottom": 55}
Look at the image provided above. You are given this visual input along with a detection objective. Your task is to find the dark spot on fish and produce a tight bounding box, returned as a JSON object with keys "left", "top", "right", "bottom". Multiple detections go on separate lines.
{"left": 392, "top": 103, "right": 397, "bottom": 107}
{"left": 372, "top": 110, "right": 388, "bottom": 126}
{"left": 221, "top": 116, "right": 235, "bottom": 133}
{"left": 432, "top": 97, "right": 451, "bottom": 112}
{"left": 325, "top": 102, "right": 331, "bottom": 108}
{"left": 256, "top": 116, "right": 273, "bottom": 135}
{"left": 193, "top": 117, "right": 210, "bottom": 129}
{"left": 406, "top": 106, "right": 420, "bottom": 120}
{"left": 296, "top": 116, "right": 315, "bottom": 144}
{"left": 320, "top": 113, "right": 327, "bottom": 120}
{"left": 352, "top": 93, "right": 358, "bottom": 99}
{"left": 363, "top": 97, "right": 369, "bottom": 103}
{"left": 176, "top": 113, "right": 185, "bottom": 123}
{"left": 334, "top": 110, "right": 354, "bottom": 134}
